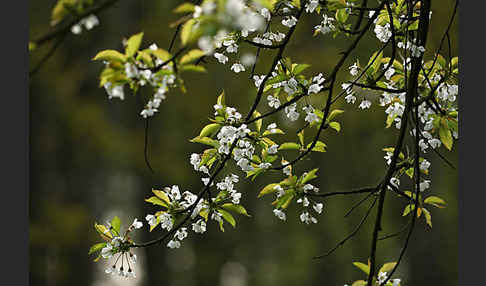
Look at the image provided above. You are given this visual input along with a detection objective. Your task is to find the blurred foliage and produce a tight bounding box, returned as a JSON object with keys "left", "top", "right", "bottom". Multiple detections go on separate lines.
{"left": 29, "top": 1, "right": 458, "bottom": 286}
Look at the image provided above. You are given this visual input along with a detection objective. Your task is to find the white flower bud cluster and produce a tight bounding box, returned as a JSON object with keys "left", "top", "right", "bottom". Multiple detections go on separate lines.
{"left": 71, "top": 14, "right": 99, "bottom": 35}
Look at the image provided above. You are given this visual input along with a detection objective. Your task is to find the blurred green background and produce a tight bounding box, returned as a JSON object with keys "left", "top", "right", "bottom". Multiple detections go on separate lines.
{"left": 29, "top": 1, "right": 458, "bottom": 286}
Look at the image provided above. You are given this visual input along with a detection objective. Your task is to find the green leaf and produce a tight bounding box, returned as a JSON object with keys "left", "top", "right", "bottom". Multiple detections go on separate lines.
{"left": 329, "top": 121, "right": 341, "bottom": 132}
{"left": 422, "top": 208, "right": 432, "bottom": 227}
{"left": 327, "top": 109, "right": 344, "bottom": 122}
{"left": 180, "top": 64, "right": 207, "bottom": 73}
{"left": 152, "top": 189, "right": 171, "bottom": 205}
{"left": 221, "top": 203, "right": 250, "bottom": 217}
{"left": 405, "top": 167, "right": 414, "bottom": 179}
{"left": 291, "top": 0, "right": 301, "bottom": 9}
{"left": 88, "top": 242, "right": 107, "bottom": 255}
{"left": 439, "top": 119, "right": 453, "bottom": 150}
{"left": 424, "top": 196, "right": 447, "bottom": 208}
{"left": 94, "top": 223, "right": 112, "bottom": 240}
{"left": 92, "top": 50, "right": 127, "bottom": 62}
{"left": 258, "top": 183, "right": 279, "bottom": 198}
{"left": 151, "top": 49, "right": 171, "bottom": 61}
{"left": 111, "top": 216, "right": 121, "bottom": 234}
{"left": 200, "top": 148, "right": 218, "bottom": 167}
{"left": 181, "top": 19, "right": 196, "bottom": 45}
{"left": 125, "top": 32, "right": 144, "bottom": 58}
{"left": 145, "top": 196, "right": 169, "bottom": 207}
{"left": 190, "top": 136, "right": 219, "bottom": 148}
{"left": 253, "top": 111, "right": 262, "bottom": 133}
{"left": 379, "top": 262, "right": 397, "bottom": 274}
{"left": 403, "top": 204, "right": 412, "bottom": 216}
{"left": 217, "top": 90, "right": 225, "bottom": 106}
{"left": 308, "top": 141, "right": 327, "bottom": 152}
{"left": 335, "top": 8, "right": 349, "bottom": 23}
{"left": 51, "top": 0, "right": 77, "bottom": 26}
{"left": 180, "top": 49, "right": 206, "bottom": 64}
{"left": 149, "top": 217, "right": 160, "bottom": 232}
{"left": 297, "top": 130, "right": 305, "bottom": 146}
{"left": 351, "top": 281, "right": 367, "bottom": 286}
{"left": 386, "top": 113, "right": 398, "bottom": 128}
{"left": 276, "top": 192, "right": 294, "bottom": 209}
{"left": 137, "top": 50, "right": 154, "bottom": 67}
{"left": 302, "top": 168, "right": 319, "bottom": 184}
{"left": 199, "top": 123, "right": 221, "bottom": 138}
{"left": 219, "top": 209, "right": 236, "bottom": 228}
{"left": 367, "top": 50, "right": 383, "bottom": 77}
{"left": 353, "top": 262, "right": 370, "bottom": 275}
{"left": 173, "top": 3, "right": 196, "bottom": 13}
{"left": 199, "top": 208, "right": 209, "bottom": 221}
{"left": 278, "top": 142, "right": 301, "bottom": 151}
{"left": 266, "top": 74, "right": 287, "bottom": 86}
{"left": 292, "top": 64, "right": 311, "bottom": 75}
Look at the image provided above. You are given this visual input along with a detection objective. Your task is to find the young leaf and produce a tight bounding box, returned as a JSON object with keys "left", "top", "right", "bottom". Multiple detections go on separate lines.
{"left": 125, "top": 32, "right": 144, "bottom": 58}
{"left": 258, "top": 183, "right": 279, "bottom": 198}
{"left": 94, "top": 223, "right": 112, "bottom": 240}
{"left": 111, "top": 216, "right": 121, "bottom": 234}
{"left": 353, "top": 262, "right": 370, "bottom": 275}
{"left": 327, "top": 109, "right": 344, "bottom": 121}
{"left": 422, "top": 208, "right": 432, "bottom": 227}
{"left": 308, "top": 141, "right": 327, "bottom": 152}
{"left": 145, "top": 196, "right": 169, "bottom": 207}
{"left": 328, "top": 121, "right": 341, "bottom": 132}
{"left": 253, "top": 111, "right": 262, "bottom": 133}
{"left": 218, "top": 209, "right": 236, "bottom": 228}
{"left": 278, "top": 142, "right": 301, "bottom": 151}
{"left": 180, "top": 65, "right": 207, "bottom": 73}
{"left": 379, "top": 262, "right": 397, "bottom": 274}
{"left": 88, "top": 242, "right": 107, "bottom": 255}
{"left": 190, "top": 136, "right": 220, "bottom": 148}
{"left": 180, "top": 49, "right": 206, "bottom": 64}
{"left": 302, "top": 168, "right": 319, "bottom": 184}
{"left": 292, "top": 63, "right": 311, "bottom": 75}
{"left": 173, "top": 3, "right": 196, "bottom": 13}
{"left": 92, "top": 50, "right": 127, "bottom": 62}
{"left": 199, "top": 123, "right": 221, "bottom": 138}
{"left": 424, "top": 196, "right": 447, "bottom": 208}
{"left": 181, "top": 19, "right": 196, "bottom": 45}
{"left": 152, "top": 189, "right": 171, "bottom": 205}
{"left": 221, "top": 203, "right": 250, "bottom": 217}
{"left": 439, "top": 119, "right": 453, "bottom": 150}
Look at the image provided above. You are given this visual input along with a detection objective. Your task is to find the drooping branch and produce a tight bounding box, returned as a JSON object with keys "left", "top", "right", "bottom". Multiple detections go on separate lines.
{"left": 367, "top": 1, "right": 431, "bottom": 284}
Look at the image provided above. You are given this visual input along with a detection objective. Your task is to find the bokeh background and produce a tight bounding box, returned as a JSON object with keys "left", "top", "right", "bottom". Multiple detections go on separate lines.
{"left": 29, "top": 1, "right": 458, "bottom": 286}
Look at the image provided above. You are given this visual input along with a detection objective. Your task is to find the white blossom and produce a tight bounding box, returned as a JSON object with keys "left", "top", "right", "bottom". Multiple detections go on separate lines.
{"left": 192, "top": 219, "right": 207, "bottom": 233}
{"left": 267, "top": 95, "right": 281, "bottom": 108}
{"left": 374, "top": 24, "right": 392, "bottom": 42}
{"left": 349, "top": 63, "right": 359, "bottom": 76}
{"left": 306, "top": 0, "right": 319, "bottom": 13}
{"left": 273, "top": 209, "right": 286, "bottom": 221}
{"left": 313, "top": 203, "right": 324, "bottom": 214}
{"left": 214, "top": 52, "right": 229, "bottom": 64}
{"left": 260, "top": 8, "right": 271, "bottom": 21}
{"left": 104, "top": 82, "right": 125, "bottom": 100}
{"left": 300, "top": 211, "right": 318, "bottom": 224}
{"left": 131, "top": 218, "right": 143, "bottom": 229}
{"left": 231, "top": 63, "right": 246, "bottom": 73}
{"left": 167, "top": 240, "right": 181, "bottom": 249}
{"left": 268, "top": 144, "right": 279, "bottom": 154}
{"left": 282, "top": 16, "right": 298, "bottom": 27}
{"left": 359, "top": 99, "right": 372, "bottom": 109}
{"left": 285, "top": 103, "right": 300, "bottom": 121}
